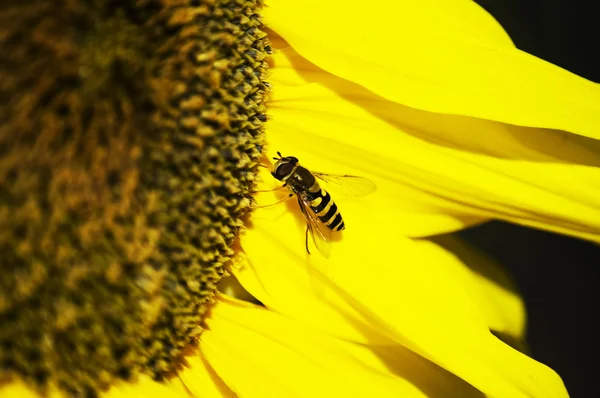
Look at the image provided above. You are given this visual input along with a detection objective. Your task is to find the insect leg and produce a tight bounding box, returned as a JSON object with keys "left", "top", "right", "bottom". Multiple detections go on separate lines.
{"left": 252, "top": 184, "right": 286, "bottom": 193}
{"left": 297, "top": 196, "right": 312, "bottom": 254}
{"left": 297, "top": 196, "right": 333, "bottom": 258}
{"left": 253, "top": 193, "right": 294, "bottom": 208}
{"left": 305, "top": 224, "right": 311, "bottom": 254}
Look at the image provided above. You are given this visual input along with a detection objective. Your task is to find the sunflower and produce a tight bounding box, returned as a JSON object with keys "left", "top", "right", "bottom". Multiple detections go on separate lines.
{"left": 1, "top": 0, "right": 598, "bottom": 397}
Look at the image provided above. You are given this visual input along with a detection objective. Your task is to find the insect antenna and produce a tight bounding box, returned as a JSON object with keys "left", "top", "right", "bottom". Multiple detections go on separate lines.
{"left": 253, "top": 193, "right": 294, "bottom": 208}
{"left": 252, "top": 184, "right": 286, "bottom": 193}
{"left": 271, "top": 151, "right": 284, "bottom": 161}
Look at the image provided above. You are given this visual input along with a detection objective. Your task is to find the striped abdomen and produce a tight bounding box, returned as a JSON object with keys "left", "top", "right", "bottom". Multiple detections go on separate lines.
{"left": 306, "top": 188, "right": 345, "bottom": 231}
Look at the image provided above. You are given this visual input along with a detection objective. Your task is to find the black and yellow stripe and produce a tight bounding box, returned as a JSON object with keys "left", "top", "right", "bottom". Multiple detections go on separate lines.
{"left": 307, "top": 188, "right": 345, "bottom": 231}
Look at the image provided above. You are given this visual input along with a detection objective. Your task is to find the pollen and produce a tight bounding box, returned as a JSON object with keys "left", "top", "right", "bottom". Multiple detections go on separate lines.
{"left": 0, "top": 0, "right": 268, "bottom": 396}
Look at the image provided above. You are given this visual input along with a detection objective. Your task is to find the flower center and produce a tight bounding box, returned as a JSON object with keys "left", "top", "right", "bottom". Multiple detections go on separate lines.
{"left": 0, "top": 0, "right": 268, "bottom": 396}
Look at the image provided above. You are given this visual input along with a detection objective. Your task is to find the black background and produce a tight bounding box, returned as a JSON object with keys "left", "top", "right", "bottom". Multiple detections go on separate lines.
{"left": 464, "top": 2, "right": 599, "bottom": 397}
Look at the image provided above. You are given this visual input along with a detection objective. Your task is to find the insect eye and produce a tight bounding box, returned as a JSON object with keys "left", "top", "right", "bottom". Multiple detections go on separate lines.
{"left": 274, "top": 162, "right": 294, "bottom": 179}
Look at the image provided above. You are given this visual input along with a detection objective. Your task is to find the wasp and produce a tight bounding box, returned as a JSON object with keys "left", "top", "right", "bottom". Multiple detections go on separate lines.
{"left": 261, "top": 152, "right": 376, "bottom": 258}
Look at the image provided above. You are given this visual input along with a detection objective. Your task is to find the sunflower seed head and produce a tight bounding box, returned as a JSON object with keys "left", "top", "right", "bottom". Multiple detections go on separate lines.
{"left": 0, "top": 0, "right": 268, "bottom": 396}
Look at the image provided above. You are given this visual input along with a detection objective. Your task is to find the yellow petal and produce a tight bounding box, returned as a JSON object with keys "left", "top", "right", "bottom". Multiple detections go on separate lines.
{"left": 238, "top": 204, "right": 568, "bottom": 397}
{"left": 264, "top": 0, "right": 600, "bottom": 139}
{"left": 0, "top": 381, "right": 64, "bottom": 398}
{"left": 415, "top": 235, "right": 526, "bottom": 340}
{"left": 231, "top": 240, "right": 379, "bottom": 345}
{"left": 218, "top": 272, "right": 262, "bottom": 304}
{"left": 0, "top": 357, "right": 226, "bottom": 398}
{"left": 174, "top": 354, "right": 234, "bottom": 398}
{"left": 104, "top": 376, "right": 186, "bottom": 398}
{"left": 0, "top": 376, "right": 187, "bottom": 398}
{"left": 202, "top": 295, "right": 481, "bottom": 397}
{"left": 265, "top": 43, "right": 600, "bottom": 243}
{"left": 338, "top": 237, "right": 567, "bottom": 398}
{"left": 264, "top": 39, "right": 488, "bottom": 238}
{"left": 245, "top": 20, "right": 573, "bottom": 398}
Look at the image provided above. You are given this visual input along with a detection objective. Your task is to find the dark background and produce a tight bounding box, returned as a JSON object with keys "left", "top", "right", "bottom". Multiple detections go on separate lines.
{"left": 465, "top": 2, "right": 599, "bottom": 397}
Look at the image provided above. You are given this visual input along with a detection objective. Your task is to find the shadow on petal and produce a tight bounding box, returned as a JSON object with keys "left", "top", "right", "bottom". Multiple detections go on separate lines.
{"left": 272, "top": 34, "right": 600, "bottom": 167}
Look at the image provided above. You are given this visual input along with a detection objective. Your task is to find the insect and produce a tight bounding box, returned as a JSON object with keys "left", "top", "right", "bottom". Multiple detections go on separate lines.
{"left": 264, "top": 151, "right": 376, "bottom": 258}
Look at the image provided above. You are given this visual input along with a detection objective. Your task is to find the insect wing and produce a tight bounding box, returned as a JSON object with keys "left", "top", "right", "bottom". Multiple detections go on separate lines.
{"left": 297, "top": 196, "right": 332, "bottom": 258}
{"left": 312, "top": 173, "right": 376, "bottom": 197}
